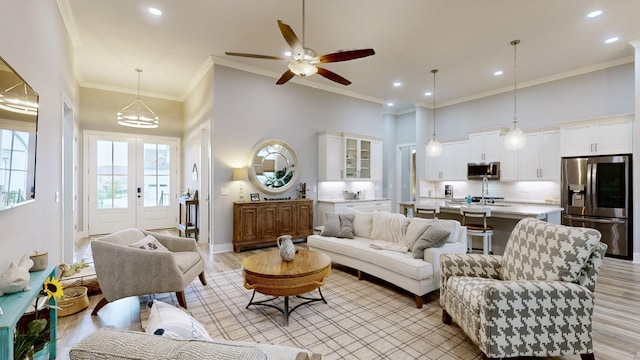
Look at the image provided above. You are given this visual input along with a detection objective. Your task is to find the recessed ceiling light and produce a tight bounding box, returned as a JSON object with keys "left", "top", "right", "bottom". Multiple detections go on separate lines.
{"left": 148, "top": 7, "right": 162, "bottom": 16}
{"left": 387, "top": 102, "right": 394, "bottom": 107}
{"left": 587, "top": 10, "right": 602, "bottom": 18}
{"left": 605, "top": 37, "right": 619, "bottom": 44}
{"left": 393, "top": 82, "right": 402, "bottom": 87}
{"left": 424, "top": 92, "right": 432, "bottom": 96}
{"left": 494, "top": 70, "right": 503, "bottom": 76}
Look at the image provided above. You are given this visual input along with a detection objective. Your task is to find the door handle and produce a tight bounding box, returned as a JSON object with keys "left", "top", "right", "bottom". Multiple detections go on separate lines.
{"left": 137, "top": 187, "right": 141, "bottom": 198}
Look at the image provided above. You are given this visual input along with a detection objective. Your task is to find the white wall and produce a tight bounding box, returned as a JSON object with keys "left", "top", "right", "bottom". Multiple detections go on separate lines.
{"left": 183, "top": 63, "right": 214, "bottom": 243}
{"left": 0, "top": 1, "right": 78, "bottom": 271}
{"left": 211, "top": 65, "right": 382, "bottom": 250}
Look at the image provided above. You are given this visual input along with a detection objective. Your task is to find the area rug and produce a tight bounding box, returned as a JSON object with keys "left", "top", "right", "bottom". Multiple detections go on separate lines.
{"left": 140, "top": 268, "right": 482, "bottom": 359}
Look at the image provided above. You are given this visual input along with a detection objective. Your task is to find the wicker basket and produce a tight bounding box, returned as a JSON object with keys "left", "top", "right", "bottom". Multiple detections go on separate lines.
{"left": 58, "top": 286, "right": 89, "bottom": 317}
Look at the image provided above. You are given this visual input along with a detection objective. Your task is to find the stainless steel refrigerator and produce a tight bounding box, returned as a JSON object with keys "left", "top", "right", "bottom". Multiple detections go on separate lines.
{"left": 561, "top": 155, "right": 632, "bottom": 259}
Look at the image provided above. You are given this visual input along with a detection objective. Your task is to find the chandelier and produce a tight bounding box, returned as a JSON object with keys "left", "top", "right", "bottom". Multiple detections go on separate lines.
{"left": 504, "top": 39, "right": 527, "bottom": 150}
{"left": 426, "top": 69, "right": 442, "bottom": 157}
{"left": 0, "top": 82, "right": 38, "bottom": 116}
{"left": 117, "top": 69, "right": 159, "bottom": 129}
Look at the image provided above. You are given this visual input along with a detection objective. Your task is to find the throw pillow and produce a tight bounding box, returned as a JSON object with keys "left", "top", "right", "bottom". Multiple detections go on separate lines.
{"left": 343, "top": 207, "right": 373, "bottom": 238}
{"left": 412, "top": 221, "right": 451, "bottom": 258}
{"left": 370, "top": 212, "right": 410, "bottom": 247}
{"left": 129, "top": 234, "right": 170, "bottom": 252}
{"left": 320, "top": 212, "right": 355, "bottom": 238}
{"left": 405, "top": 218, "right": 432, "bottom": 249}
{"left": 145, "top": 300, "right": 213, "bottom": 341}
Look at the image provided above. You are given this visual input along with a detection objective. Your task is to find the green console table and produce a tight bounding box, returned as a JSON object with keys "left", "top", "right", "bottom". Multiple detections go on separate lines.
{"left": 0, "top": 265, "right": 57, "bottom": 359}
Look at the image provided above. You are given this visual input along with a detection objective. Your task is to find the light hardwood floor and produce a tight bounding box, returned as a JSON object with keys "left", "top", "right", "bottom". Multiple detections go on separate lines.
{"left": 56, "top": 243, "right": 640, "bottom": 360}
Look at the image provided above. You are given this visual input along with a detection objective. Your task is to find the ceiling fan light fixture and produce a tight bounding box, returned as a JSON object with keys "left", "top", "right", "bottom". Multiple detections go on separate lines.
{"left": 288, "top": 61, "right": 318, "bottom": 76}
{"left": 117, "top": 69, "right": 159, "bottom": 129}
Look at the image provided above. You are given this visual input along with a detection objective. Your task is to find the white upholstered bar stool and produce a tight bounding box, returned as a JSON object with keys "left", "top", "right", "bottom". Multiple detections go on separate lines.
{"left": 415, "top": 204, "right": 440, "bottom": 219}
{"left": 460, "top": 207, "right": 494, "bottom": 254}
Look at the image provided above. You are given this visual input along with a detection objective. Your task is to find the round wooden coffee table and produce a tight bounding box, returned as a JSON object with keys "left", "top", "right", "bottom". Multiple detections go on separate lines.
{"left": 242, "top": 249, "right": 331, "bottom": 326}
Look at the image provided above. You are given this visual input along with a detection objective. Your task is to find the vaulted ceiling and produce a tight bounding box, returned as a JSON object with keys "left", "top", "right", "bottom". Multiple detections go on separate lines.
{"left": 61, "top": 0, "right": 640, "bottom": 111}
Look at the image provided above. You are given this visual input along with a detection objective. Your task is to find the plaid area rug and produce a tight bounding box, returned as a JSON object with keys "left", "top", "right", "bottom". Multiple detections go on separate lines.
{"left": 140, "top": 268, "right": 482, "bottom": 359}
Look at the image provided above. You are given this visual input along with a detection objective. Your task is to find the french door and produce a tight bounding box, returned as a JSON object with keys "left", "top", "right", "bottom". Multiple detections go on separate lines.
{"left": 85, "top": 132, "right": 179, "bottom": 235}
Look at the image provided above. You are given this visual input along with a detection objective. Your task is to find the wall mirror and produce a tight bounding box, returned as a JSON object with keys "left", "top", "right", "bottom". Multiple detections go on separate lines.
{"left": 0, "top": 56, "right": 38, "bottom": 211}
{"left": 248, "top": 139, "right": 299, "bottom": 195}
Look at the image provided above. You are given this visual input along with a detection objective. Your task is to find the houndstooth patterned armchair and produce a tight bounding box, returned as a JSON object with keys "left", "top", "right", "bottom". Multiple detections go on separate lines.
{"left": 440, "top": 218, "right": 607, "bottom": 360}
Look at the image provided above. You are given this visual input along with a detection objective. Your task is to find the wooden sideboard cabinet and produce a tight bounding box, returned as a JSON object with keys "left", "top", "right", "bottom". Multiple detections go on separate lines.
{"left": 233, "top": 199, "right": 313, "bottom": 252}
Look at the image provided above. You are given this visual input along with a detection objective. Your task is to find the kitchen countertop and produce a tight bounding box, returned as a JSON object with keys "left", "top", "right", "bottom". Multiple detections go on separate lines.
{"left": 399, "top": 198, "right": 563, "bottom": 220}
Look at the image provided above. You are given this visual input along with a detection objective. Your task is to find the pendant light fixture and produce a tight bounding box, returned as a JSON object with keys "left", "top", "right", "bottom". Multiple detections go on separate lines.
{"left": 117, "top": 68, "right": 159, "bottom": 129}
{"left": 504, "top": 39, "right": 526, "bottom": 150}
{"left": 0, "top": 81, "right": 38, "bottom": 116}
{"left": 426, "top": 69, "right": 442, "bottom": 157}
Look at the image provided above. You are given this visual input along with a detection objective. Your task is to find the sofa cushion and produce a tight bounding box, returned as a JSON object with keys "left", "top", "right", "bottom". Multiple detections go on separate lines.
{"left": 129, "top": 235, "right": 170, "bottom": 252}
{"left": 174, "top": 251, "right": 203, "bottom": 274}
{"left": 343, "top": 207, "right": 373, "bottom": 238}
{"left": 321, "top": 212, "right": 355, "bottom": 238}
{"left": 370, "top": 212, "right": 410, "bottom": 247}
{"left": 69, "top": 328, "right": 267, "bottom": 360}
{"left": 145, "top": 299, "right": 212, "bottom": 341}
{"left": 411, "top": 222, "right": 451, "bottom": 258}
{"left": 308, "top": 235, "right": 433, "bottom": 281}
{"left": 501, "top": 218, "right": 602, "bottom": 282}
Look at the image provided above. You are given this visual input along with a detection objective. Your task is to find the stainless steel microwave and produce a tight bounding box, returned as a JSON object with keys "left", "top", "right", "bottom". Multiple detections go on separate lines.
{"left": 467, "top": 162, "right": 500, "bottom": 180}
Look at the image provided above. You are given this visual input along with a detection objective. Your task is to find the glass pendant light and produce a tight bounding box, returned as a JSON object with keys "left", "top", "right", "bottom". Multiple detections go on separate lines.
{"left": 504, "top": 39, "right": 526, "bottom": 150}
{"left": 426, "top": 69, "right": 442, "bottom": 157}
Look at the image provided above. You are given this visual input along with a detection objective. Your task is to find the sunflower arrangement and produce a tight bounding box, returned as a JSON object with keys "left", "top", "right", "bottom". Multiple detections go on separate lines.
{"left": 14, "top": 277, "right": 64, "bottom": 360}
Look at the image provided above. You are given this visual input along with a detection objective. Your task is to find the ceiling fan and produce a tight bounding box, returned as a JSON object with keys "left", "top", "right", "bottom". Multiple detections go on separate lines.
{"left": 225, "top": 1, "right": 374, "bottom": 86}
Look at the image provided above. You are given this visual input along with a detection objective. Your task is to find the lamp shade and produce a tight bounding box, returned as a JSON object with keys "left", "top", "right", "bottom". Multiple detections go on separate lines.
{"left": 504, "top": 127, "right": 527, "bottom": 150}
{"left": 426, "top": 139, "right": 442, "bottom": 157}
{"left": 233, "top": 167, "right": 248, "bottom": 181}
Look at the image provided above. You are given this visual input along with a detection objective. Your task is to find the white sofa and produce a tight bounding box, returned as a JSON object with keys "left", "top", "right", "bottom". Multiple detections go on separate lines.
{"left": 307, "top": 210, "right": 467, "bottom": 308}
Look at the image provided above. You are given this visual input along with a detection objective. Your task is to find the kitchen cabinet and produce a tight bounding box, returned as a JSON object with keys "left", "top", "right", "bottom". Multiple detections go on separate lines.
{"left": 318, "top": 132, "right": 382, "bottom": 181}
{"left": 233, "top": 199, "right": 313, "bottom": 252}
{"left": 318, "top": 132, "right": 343, "bottom": 181}
{"left": 560, "top": 116, "right": 633, "bottom": 157}
{"left": 317, "top": 199, "right": 391, "bottom": 225}
{"left": 427, "top": 141, "right": 468, "bottom": 181}
{"left": 468, "top": 130, "right": 502, "bottom": 163}
{"left": 518, "top": 130, "right": 560, "bottom": 181}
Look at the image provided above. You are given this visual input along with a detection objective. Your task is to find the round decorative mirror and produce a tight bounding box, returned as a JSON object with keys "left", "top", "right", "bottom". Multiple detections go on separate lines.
{"left": 248, "top": 139, "right": 299, "bottom": 195}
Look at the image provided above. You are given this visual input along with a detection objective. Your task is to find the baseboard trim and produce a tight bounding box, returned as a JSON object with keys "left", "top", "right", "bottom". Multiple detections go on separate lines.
{"left": 210, "top": 243, "right": 233, "bottom": 254}
{"left": 634, "top": 252, "right": 640, "bottom": 263}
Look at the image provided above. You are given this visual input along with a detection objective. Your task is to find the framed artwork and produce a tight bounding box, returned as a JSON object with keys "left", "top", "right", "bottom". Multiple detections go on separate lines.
{"left": 250, "top": 193, "right": 260, "bottom": 202}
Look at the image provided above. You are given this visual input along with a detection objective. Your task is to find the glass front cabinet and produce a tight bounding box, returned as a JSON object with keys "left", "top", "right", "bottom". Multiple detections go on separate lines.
{"left": 343, "top": 136, "right": 381, "bottom": 180}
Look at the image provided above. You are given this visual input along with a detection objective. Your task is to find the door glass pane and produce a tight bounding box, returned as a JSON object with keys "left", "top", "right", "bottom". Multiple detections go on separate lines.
{"left": 0, "top": 130, "right": 31, "bottom": 208}
{"left": 143, "top": 143, "right": 170, "bottom": 207}
{"left": 596, "top": 163, "right": 625, "bottom": 208}
{"left": 96, "top": 140, "right": 128, "bottom": 209}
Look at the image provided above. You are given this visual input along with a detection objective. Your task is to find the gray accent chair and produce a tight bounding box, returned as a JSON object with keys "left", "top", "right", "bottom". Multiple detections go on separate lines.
{"left": 440, "top": 218, "right": 607, "bottom": 360}
{"left": 91, "top": 228, "right": 206, "bottom": 315}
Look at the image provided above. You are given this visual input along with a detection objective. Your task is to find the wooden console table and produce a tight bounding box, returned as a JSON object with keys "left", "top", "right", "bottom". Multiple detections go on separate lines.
{"left": 0, "top": 265, "right": 57, "bottom": 359}
{"left": 233, "top": 199, "right": 313, "bottom": 252}
{"left": 178, "top": 197, "right": 198, "bottom": 239}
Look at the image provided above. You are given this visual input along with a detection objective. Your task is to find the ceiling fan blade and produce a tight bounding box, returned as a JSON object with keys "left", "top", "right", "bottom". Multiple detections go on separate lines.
{"left": 317, "top": 49, "right": 376, "bottom": 63}
{"left": 225, "top": 52, "right": 288, "bottom": 60}
{"left": 276, "top": 70, "right": 295, "bottom": 85}
{"left": 316, "top": 67, "right": 351, "bottom": 86}
{"left": 277, "top": 20, "right": 304, "bottom": 55}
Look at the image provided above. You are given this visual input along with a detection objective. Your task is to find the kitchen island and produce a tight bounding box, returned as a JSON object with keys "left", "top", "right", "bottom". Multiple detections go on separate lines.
{"left": 399, "top": 199, "right": 563, "bottom": 255}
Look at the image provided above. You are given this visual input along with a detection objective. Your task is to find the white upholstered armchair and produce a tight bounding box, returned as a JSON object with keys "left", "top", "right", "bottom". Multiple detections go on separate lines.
{"left": 440, "top": 218, "right": 607, "bottom": 360}
{"left": 91, "top": 228, "right": 206, "bottom": 315}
